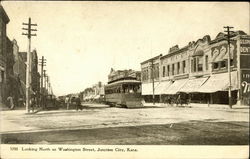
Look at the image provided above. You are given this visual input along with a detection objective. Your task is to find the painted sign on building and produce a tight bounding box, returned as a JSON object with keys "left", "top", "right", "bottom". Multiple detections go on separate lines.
{"left": 240, "top": 37, "right": 250, "bottom": 69}
{"left": 240, "top": 38, "right": 250, "bottom": 54}
{"left": 241, "top": 70, "right": 250, "bottom": 105}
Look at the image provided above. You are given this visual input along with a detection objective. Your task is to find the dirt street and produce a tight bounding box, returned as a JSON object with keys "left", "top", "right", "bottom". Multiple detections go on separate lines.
{"left": 1, "top": 105, "right": 249, "bottom": 145}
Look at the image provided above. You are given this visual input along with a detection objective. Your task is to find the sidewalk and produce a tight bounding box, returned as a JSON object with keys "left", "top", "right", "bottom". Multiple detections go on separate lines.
{"left": 142, "top": 102, "right": 249, "bottom": 112}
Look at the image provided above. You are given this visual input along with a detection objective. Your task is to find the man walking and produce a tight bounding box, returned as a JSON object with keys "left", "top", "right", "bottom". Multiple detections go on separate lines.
{"left": 75, "top": 96, "right": 82, "bottom": 111}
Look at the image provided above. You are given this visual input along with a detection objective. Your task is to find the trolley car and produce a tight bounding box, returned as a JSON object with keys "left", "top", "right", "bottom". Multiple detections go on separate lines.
{"left": 104, "top": 78, "right": 143, "bottom": 108}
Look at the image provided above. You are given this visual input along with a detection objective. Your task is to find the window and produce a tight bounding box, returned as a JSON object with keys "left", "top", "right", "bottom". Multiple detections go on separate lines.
{"left": 191, "top": 59, "right": 194, "bottom": 72}
{"left": 220, "top": 61, "right": 226, "bottom": 68}
{"left": 167, "top": 65, "right": 170, "bottom": 76}
{"left": 142, "top": 68, "right": 149, "bottom": 81}
{"left": 205, "top": 55, "right": 208, "bottom": 70}
{"left": 213, "top": 62, "right": 219, "bottom": 69}
{"left": 177, "top": 62, "right": 180, "bottom": 74}
{"left": 182, "top": 60, "right": 186, "bottom": 73}
{"left": 172, "top": 64, "right": 175, "bottom": 75}
{"left": 193, "top": 58, "right": 197, "bottom": 72}
{"left": 230, "top": 59, "right": 234, "bottom": 66}
{"left": 153, "top": 63, "right": 159, "bottom": 80}
{"left": 197, "top": 56, "right": 203, "bottom": 72}
{"left": 162, "top": 66, "right": 165, "bottom": 77}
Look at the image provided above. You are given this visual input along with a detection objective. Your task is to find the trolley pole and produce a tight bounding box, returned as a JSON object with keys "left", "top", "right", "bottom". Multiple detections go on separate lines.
{"left": 22, "top": 17, "right": 37, "bottom": 113}
{"left": 151, "top": 60, "right": 155, "bottom": 105}
{"left": 224, "top": 26, "right": 234, "bottom": 109}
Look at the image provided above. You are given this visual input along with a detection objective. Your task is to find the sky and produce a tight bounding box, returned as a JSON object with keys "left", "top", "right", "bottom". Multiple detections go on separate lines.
{"left": 1, "top": 1, "right": 249, "bottom": 96}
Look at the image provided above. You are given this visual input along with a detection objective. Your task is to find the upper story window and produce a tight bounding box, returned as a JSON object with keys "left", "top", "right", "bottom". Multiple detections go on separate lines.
{"left": 162, "top": 66, "right": 165, "bottom": 77}
{"left": 205, "top": 55, "right": 208, "bottom": 70}
{"left": 167, "top": 65, "right": 170, "bottom": 76}
{"left": 191, "top": 56, "right": 203, "bottom": 72}
{"left": 172, "top": 64, "right": 175, "bottom": 75}
{"left": 182, "top": 60, "right": 186, "bottom": 73}
{"left": 220, "top": 61, "right": 226, "bottom": 68}
{"left": 213, "top": 62, "right": 219, "bottom": 69}
{"left": 197, "top": 56, "right": 203, "bottom": 72}
{"left": 142, "top": 67, "right": 149, "bottom": 81}
{"left": 177, "top": 62, "right": 180, "bottom": 74}
{"left": 153, "top": 63, "right": 159, "bottom": 80}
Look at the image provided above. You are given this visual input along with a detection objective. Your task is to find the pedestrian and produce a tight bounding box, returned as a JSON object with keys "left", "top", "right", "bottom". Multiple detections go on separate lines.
{"left": 30, "top": 94, "right": 36, "bottom": 112}
{"left": 75, "top": 96, "right": 82, "bottom": 111}
{"left": 65, "top": 96, "right": 70, "bottom": 110}
{"left": 7, "top": 95, "right": 15, "bottom": 110}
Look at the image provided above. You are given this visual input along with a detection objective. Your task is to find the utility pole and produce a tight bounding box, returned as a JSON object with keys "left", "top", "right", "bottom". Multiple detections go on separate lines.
{"left": 43, "top": 70, "right": 47, "bottom": 95}
{"left": 46, "top": 76, "right": 49, "bottom": 95}
{"left": 46, "top": 75, "right": 49, "bottom": 95}
{"left": 224, "top": 26, "right": 234, "bottom": 109}
{"left": 22, "top": 17, "right": 37, "bottom": 113}
{"left": 39, "top": 56, "right": 46, "bottom": 107}
{"left": 151, "top": 60, "right": 155, "bottom": 105}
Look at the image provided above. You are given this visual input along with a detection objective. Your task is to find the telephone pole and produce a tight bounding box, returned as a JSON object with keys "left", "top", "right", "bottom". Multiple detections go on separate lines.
{"left": 39, "top": 56, "right": 46, "bottom": 107}
{"left": 224, "top": 26, "right": 234, "bottom": 109}
{"left": 22, "top": 17, "right": 37, "bottom": 113}
{"left": 43, "top": 70, "right": 47, "bottom": 95}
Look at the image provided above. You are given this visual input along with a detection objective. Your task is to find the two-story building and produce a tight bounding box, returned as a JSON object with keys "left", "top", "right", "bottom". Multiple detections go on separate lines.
{"left": 141, "top": 31, "right": 250, "bottom": 106}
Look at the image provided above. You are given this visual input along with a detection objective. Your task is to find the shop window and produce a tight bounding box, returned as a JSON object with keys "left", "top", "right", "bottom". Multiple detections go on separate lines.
{"left": 162, "top": 66, "right": 165, "bottom": 77}
{"left": 182, "top": 60, "right": 186, "bottom": 73}
{"left": 220, "top": 61, "right": 226, "bottom": 68}
{"left": 213, "top": 62, "right": 219, "bottom": 69}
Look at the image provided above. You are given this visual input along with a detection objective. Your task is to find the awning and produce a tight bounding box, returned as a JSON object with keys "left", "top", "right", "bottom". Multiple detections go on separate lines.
{"left": 164, "top": 78, "right": 188, "bottom": 95}
{"left": 141, "top": 82, "right": 160, "bottom": 95}
{"left": 179, "top": 77, "right": 208, "bottom": 93}
{"left": 156, "top": 81, "right": 173, "bottom": 94}
{"left": 197, "top": 71, "right": 238, "bottom": 93}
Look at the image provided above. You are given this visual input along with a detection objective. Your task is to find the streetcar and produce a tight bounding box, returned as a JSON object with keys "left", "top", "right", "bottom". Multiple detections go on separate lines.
{"left": 104, "top": 77, "right": 143, "bottom": 108}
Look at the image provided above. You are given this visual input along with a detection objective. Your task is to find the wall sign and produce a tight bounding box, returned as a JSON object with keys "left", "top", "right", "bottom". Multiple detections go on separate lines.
{"left": 240, "top": 38, "right": 250, "bottom": 54}
{"left": 241, "top": 70, "right": 250, "bottom": 97}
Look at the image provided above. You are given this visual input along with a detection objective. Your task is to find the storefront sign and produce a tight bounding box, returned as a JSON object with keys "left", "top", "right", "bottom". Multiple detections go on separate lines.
{"left": 241, "top": 70, "right": 250, "bottom": 97}
{"left": 240, "top": 55, "right": 250, "bottom": 69}
{"left": 240, "top": 38, "right": 250, "bottom": 54}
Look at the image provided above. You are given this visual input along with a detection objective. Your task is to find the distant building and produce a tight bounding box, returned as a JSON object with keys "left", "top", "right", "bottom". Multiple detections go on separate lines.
{"left": 81, "top": 81, "right": 105, "bottom": 101}
{"left": 141, "top": 31, "right": 250, "bottom": 106}
{"left": 0, "top": 4, "right": 10, "bottom": 105}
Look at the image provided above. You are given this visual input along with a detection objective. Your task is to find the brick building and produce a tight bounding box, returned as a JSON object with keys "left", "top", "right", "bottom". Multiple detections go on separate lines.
{"left": 141, "top": 31, "right": 250, "bottom": 106}
{"left": 0, "top": 4, "right": 9, "bottom": 105}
